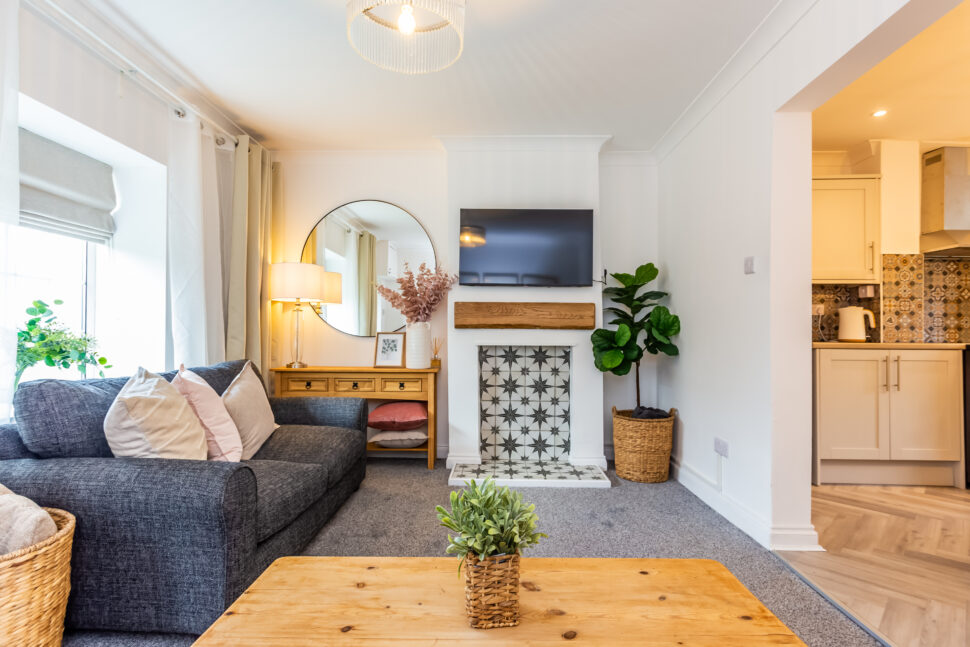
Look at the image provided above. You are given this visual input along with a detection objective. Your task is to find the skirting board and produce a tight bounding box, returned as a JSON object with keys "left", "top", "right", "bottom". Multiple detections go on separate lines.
{"left": 671, "top": 458, "right": 821, "bottom": 551}
{"left": 819, "top": 459, "right": 966, "bottom": 488}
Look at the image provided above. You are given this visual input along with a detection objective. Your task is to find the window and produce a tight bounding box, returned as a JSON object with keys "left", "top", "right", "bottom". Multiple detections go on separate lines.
{"left": 9, "top": 226, "right": 101, "bottom": 383}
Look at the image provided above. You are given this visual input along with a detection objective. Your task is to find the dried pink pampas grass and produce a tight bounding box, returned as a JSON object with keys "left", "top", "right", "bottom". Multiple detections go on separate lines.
{"left": 377, "top": 263, "right": 457, "bottom": 324}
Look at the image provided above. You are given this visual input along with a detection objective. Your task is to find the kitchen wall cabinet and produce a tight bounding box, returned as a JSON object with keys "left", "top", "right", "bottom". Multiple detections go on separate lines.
{"left": 812, "top": 177, "right": 880, "bottom": 284}
{"left": 814, "top": 348, "right": 965, "bottom": 486}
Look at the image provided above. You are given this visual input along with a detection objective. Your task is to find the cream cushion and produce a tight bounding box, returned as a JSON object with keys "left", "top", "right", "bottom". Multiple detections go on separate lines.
{"left": 103, "top": 367, "right": 208, "bottom": 460}
{"left": 222, "top": 361, "right": 279, "bottom": 460}
{"left": 172, "top": 364, "right": 243, "bottom": 461}
{"left": 0, "top": 483, "right": 58, "bottom": 555}
{"left": 370, "top": 429, "right": 428, "bottom": 449}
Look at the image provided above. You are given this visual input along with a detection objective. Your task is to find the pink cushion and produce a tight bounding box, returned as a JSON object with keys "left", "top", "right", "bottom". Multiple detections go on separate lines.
{"left": 368, "top": 402, "right": 428, "bottom": 431}
{"left": 172, "top": 364, "right": 243, "bottom": 461}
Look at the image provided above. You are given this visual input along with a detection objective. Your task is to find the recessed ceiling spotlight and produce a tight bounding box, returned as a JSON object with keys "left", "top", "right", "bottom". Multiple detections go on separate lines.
{"left": 872, "top": 109, "right": 888, "bottom": 117}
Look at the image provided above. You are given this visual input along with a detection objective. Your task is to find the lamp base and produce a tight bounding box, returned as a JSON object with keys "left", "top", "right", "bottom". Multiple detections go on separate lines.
{"left": 286, "top": 361, "right": 308, "bottom": 368}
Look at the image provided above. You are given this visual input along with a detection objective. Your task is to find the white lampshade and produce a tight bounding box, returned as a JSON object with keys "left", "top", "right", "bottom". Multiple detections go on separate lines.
{"left": 270, "top": 263, "right": 342, "bottom": 304}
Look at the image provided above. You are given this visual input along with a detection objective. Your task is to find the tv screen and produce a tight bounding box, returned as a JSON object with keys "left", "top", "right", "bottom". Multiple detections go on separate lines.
{"left": 459, "top": 209, "right": 594, "bottom": 286}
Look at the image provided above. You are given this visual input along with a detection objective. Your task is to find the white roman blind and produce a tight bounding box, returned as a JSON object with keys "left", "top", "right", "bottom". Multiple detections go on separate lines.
{"left": 19, "top": 128, "right": 117, "bottom": 243}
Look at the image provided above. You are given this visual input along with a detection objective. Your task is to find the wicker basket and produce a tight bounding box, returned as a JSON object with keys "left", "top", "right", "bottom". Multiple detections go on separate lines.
{"left": 612, "top": 407, "right": 677, "bottom": 483}
{"left": 463, "top": 553, "right": 520, "bottom": 629}
{"left": 0, "top": 508, "right": 76, "bottom": 647}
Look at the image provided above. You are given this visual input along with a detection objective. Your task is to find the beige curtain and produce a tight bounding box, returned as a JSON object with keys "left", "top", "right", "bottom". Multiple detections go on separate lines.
{"left": 225, "top": 136, "right": 276, "bottom": 375}
{"left": 357, "top": 232, "right": 377, "bottom": 336}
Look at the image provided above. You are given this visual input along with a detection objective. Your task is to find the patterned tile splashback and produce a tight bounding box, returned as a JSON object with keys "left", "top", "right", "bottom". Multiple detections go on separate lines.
{"left": 812, "top": 254, "right": 970, "bottom": 343}
{"left": 882, "top": 254, "right": 924, "bottom": 343}
{"left": 812, "top": 285, "right": 880, "bottom": 342}
{"left": 924, "top": 257, "right": 970, "bottom": 343}
{"left": 479, "top": 346, "right": 570, "bottom": 462}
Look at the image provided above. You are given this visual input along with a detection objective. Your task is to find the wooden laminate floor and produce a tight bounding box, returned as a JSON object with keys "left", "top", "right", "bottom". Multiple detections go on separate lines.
{"left": 778, "top": 485, "right": 970, "bottom": 647}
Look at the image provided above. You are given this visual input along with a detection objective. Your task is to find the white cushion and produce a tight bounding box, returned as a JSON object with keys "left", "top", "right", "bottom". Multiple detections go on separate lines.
{"left": 0, "top": 483, "right": 58, "bottom": 555}
{"left": 103, "top": 367, "right": 208, "bottom": 460}
{"left": 370, "top": 430, "right": 428, "bottom": 449}
{"left": 222, "top": 361, "right": 278, "bottom": 460}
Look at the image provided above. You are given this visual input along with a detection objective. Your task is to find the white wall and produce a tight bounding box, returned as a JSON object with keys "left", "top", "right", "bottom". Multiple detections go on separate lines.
{"left": 19, "top": 7, "right": 168, "bottom": 165}
{"left": 654, "top": 0, "right": 956, "bottom": 549}
{"left": 599, "top": 152, "right": 660, "bottom": 456}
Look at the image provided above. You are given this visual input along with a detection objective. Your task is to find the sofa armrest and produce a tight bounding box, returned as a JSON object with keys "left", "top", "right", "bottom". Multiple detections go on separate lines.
{"left": 269, "top": 397, "right": 367, "bottom": 434}
{"left": 0, "top": 457, "right": 257, "bottom": 635}
{"left": 0, "top": 423, "right": 37, "bottom": 459}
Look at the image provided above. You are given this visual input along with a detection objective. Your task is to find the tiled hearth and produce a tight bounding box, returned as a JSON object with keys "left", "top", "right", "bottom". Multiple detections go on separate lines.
{"left": 448, "top": 345, "right": 609, "bottom": 488}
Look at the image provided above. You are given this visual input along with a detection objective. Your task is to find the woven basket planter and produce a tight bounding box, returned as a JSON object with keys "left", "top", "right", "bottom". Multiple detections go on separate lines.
{"left": 0, "top": 508, "right": 75, "bottom": 647}
{"left": 612, "top": 407, "right": 677, "bottom": 483}
{"left": 463, "top": 553, "right": 520, "bottom": 629}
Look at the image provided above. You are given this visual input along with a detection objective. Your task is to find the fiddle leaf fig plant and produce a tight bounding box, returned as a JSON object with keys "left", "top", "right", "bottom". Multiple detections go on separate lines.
{"left": 15, "top": 300, "right": 111, "bottom": 390}
{"left": 435, "top": 478, "right": 546, "bottom": 573}
{"left": 591, "top": 263, "right": 680, "bottom": 408}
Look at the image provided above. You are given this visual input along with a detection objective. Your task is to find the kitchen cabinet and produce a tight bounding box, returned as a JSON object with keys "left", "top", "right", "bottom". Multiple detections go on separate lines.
{"left": 815, "top": 348, "right": 965, "bottom": 486}
{"left": 815, "top": 349, "right": 889, "bottom": 460}
{"left": 812, "top": 177, "right": 880, "bottom": 284}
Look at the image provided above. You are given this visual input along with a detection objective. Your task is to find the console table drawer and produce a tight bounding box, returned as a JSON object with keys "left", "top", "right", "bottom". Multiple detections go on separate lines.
{"left": 380, "top": 377, "right": 425, "bottom": 394}
{"left": 283, "top": 377, "right": 330, "bottom": 394}
{"left": 333, "top": 377, "right": 376, "bottom": 393}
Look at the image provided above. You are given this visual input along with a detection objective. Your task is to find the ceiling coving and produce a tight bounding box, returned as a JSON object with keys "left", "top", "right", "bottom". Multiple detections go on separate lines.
{"left": 346, "top": 0, "right": 466, "bottom": 74}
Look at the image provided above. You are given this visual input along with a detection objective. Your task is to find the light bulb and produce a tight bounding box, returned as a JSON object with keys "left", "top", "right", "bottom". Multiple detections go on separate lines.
{"left": 398, "top": 5, "right": 416, "bottom": 35}
{"left": 872, "top": 109, "right": 888, "bottom": 117}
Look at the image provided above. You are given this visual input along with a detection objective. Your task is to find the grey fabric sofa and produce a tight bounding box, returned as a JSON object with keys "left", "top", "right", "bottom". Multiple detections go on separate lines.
{"left": 0, "top": 359, "right": 367, "bottom": 647}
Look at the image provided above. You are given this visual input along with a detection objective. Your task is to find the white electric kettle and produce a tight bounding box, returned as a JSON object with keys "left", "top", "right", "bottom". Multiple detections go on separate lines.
{"left": 838, "top": 306, "right": 875, "bottom": 342}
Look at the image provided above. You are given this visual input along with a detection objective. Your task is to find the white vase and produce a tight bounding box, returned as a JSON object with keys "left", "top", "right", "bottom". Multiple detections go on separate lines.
{"left": 406, "top": 321, "right": 432, "bottom": 369}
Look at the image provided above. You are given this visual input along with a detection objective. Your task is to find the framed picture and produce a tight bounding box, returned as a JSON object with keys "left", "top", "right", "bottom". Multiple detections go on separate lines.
{"left": 374, "top": 332, "right": 406, "bottom": 368}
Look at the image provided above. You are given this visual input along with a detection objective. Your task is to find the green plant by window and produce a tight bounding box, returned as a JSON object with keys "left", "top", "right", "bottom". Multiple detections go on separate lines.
{"left": 436, "top": 478, "right": 546, "bottom": 572}
{"left": 591, "top": 263, "right": 681, "bottom": 408}
{"left": 15, "top": 299, "right": 110, "bottom": 390}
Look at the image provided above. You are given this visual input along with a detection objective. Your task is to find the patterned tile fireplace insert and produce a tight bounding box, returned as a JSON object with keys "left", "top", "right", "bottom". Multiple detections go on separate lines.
{"left": 448, "top": 345, "right": 609, "bottom": 488}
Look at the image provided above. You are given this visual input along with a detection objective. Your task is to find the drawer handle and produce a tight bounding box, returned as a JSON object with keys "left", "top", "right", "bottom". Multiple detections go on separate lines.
{"left": 352, "top": 381, "right": 359, "bottom": 390}
{"left": 399, "top": 381, "right": 405, "bottom": 390}
{"left": 305, "top": 381, "right": 312, "bottom": 391}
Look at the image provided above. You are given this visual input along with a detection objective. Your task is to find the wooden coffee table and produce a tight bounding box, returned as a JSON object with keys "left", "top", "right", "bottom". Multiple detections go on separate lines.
{"left": 194, "top": 557, "right": 805, "bottom": 646}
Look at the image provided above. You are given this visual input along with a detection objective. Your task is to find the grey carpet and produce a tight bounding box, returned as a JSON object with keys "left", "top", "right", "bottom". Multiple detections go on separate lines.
{"left": 305, "top": 459, "right": 882, "bottom": 647}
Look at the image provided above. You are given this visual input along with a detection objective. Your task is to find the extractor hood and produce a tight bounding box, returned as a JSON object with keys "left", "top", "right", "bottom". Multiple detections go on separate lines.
{"left": 921, "top": 147, "right": 970, "bottom": 257}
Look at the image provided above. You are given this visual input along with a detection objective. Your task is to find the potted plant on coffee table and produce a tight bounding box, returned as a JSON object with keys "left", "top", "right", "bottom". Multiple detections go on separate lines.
{"left": 435, "top": 478, "right": 546, "bottom": 629}
{"left": 591, "top": 262, "right": 681, "bottom": 483}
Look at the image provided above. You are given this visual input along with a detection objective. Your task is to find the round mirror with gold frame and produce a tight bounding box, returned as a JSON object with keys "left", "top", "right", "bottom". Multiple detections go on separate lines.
{"left": 301, "top": 200, "right": 436, "bottom": 337}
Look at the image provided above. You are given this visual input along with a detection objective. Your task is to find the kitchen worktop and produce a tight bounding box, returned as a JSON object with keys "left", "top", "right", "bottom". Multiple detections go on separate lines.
{"left": 812, "top": 342, "right": 967, "bottom": 349}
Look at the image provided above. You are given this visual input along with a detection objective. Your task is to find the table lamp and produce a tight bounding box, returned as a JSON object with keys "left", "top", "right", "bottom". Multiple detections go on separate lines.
{"left": 270, "top": 262, "right": 342, "bottom": 368}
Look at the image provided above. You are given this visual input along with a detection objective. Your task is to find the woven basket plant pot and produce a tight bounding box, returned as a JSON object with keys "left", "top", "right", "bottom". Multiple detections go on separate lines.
{"left": 0, "top": 508, "right": 76, "bottom": 647}
{"left": 463, "top": 553, "right": 520, "bottom": 629}
{"left": 612, "top": 407, "right": 677, "bottom": 483}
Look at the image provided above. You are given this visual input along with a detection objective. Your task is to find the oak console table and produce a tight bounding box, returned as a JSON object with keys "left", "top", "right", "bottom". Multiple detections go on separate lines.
{"left": 270, "top": 365, "right": 439, "bottom": 469}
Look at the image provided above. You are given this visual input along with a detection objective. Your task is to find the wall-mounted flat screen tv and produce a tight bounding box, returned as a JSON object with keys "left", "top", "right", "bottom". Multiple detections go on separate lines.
{"left": 458, "top": 209, "right": 594, "bottom": 286}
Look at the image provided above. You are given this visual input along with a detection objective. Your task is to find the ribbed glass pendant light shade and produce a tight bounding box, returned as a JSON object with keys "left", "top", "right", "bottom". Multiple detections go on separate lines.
{"left": 347, "top": 0, "right": 465, "bottom": 74}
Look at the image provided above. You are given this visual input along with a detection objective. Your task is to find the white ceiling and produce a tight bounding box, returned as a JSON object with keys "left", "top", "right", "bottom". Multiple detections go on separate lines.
{"left": 97, "top": 0, "right": 781, "bottom": 151}
{"left": 813, "top": 1, "right": 970, "bottom": 151}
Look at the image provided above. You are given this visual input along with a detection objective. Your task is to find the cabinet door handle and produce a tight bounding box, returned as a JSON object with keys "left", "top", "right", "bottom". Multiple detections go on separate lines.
{"left": 352, "top": 381, "right": 359, "bottom": 390}
{"left": 895, "top": 356, "right": 901, "bottom": 390}
{"left": 399, "top": 381, "right": 405, "bottom": 390}
{"left": 882, "top": 356, "right": 889, "bottom": 391}
{"left": 305, "top": 381, "right": 312, "bottom": 391}
{"left": 868, "top": 242, "right": 875, "bottom": 271}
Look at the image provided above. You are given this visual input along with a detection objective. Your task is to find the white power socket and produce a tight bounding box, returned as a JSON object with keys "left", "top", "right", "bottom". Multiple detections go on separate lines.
{"left": 811, "top": 304, "right": 825, "bottom": 316}
{"left": 714, "top": 437, "right": 729, "bottom": 458}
